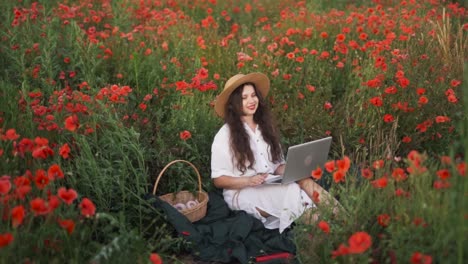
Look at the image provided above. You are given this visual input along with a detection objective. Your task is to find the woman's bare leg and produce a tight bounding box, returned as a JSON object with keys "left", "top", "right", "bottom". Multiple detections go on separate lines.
{"left": 297, "top": 178, "right": 343, "bottom": 216}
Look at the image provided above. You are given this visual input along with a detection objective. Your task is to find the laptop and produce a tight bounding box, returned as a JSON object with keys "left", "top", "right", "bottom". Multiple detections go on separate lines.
{"left": 263, "top": 137, "right": 332, "bottom": 184}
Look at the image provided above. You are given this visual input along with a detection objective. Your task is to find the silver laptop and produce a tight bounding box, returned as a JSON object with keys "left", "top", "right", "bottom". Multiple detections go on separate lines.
{"left": 264, "top": 137, "right": 332, "bottom": 184}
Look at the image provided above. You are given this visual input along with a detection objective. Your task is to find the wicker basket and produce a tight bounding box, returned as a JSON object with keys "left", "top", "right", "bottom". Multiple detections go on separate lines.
{"left": 152, "top": 160, "right": 209, "bottom": 222}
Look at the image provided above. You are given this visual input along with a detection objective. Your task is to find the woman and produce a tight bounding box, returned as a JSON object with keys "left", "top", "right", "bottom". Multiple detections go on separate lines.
{"left": 211, "top": 73, "right": 341, "bottom": 233}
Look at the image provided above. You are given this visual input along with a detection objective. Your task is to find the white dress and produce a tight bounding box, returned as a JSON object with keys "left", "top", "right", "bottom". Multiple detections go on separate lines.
{"left": 211, "top": 123, "right": 315, "bottom": 233}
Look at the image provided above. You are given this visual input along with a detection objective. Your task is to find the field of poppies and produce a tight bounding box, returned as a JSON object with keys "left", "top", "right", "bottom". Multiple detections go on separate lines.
{"left": 0, "top": 0, "right": 466, "bottom": 263}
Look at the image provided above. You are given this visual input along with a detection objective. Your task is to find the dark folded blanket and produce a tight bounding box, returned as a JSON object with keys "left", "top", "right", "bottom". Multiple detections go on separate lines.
{"left": 149, "top": 190, "right": 297, "bottom": 264}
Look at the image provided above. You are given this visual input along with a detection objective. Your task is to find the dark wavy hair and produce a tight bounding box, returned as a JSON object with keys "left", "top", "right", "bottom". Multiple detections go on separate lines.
{"left": 224, "top": 82, "right": 282, "bottom": 173}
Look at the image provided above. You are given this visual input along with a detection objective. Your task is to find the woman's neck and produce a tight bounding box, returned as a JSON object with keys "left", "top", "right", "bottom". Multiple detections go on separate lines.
{"left": 242, "top": 116, "right": 257, "bottom": 132}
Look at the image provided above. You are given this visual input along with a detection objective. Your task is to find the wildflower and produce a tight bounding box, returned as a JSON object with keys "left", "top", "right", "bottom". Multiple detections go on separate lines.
{"left": 377, "top": 214, "right": 391, "bottom": 227}
{"left": 0, "top": 177, "right": 11, "bottom": 195}
{"left": 333, "top": 170, "right": 346, "bottom": 183}
{"left": 433, "top": 180, "right": 450, "bottom": 189}
{"left": 312, "top": 191, "right": 320, "bottom": 204}
{"left": 323, "top": 102, "right": 332, "bottom": 110}
{"left": 391, "top": 168, "right": 407, "bottom": 181}
{"left": 457, "top": 162, "right": 466, "bottom": 176}
{"left": 11, "top": 205, "right": 25, "bottom": 228}
{"left": 48, "top": 164, "right": 64, "bottom": 180}
{"left": 324, "top": 160, "right": 335, "bottom": 173}
{"left": 311, "top": 166, "right": 323, "bottom": 180}
{"left": 3, "top": 129, "right": 20, "bottom": 141}
{"left": 58, "top": 219, "right": 75, "bottom": 235}
{"left": 331, "top": 244, "right": 349, "bottom": 258}
{"left": 402, "top": 136, "right": 412, "bottom": 143}
{"left": 383, "top": 114, "right": 394, "bottom": 123}
{"left": 410, "top": 252, "right": 432, "bottom": 264}
{"left": 373, "top": 160, "right": 384, "bottom": 169}
{"left": 0, "top": 233, "right": 13, "bottom": 248}
{"left": 179, "top": 130, "right": 192, "bottom": 141}
{"left": 436, "top": 169, "right": 450, "bottom": 180}
{"left": 348, "top": 231, "right": 372, "bottom": 254}
{"left": 58, "top": 187, "right": 78, "bottom": 205}
{"left": 59, "top": 143, "right": 70, "bottom": 159}
{"left": 64, "top": 115, "right": 79, "bottom": 132}
{"left": 361, "top": 168, "right": 373, "bottom": 179}
{"left": 336, "top": 156, "right": 351, "bottom": 173}
{"left": 80, "top": 198, "right": 96, "bottom": 217}
{"left": 318, "top": 221, "right": 330, "bottom": 234}
{"left": 150, "top": 253, "right": 163, "bottom": 264}
{"left": 30, "top": 198, "right": 49, "bottom": 216}
{"left": 371, "top": 177, "right": 388, "bottom": 188}
{"left": 34, "top": 169, "right": 49, "bottom": 189}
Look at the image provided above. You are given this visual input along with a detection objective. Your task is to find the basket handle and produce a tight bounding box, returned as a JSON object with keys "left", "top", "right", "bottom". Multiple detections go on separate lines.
{"left": 152, "top": 159, "right": 203, "bottom": 196}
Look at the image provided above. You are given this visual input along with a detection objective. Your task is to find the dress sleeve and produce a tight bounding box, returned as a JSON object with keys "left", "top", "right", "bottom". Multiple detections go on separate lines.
{"left": 211, "top": 127, "right": 236, "bottom": 178}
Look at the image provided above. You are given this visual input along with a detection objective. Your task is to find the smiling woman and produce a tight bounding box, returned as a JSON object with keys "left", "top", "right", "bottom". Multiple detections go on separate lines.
{"left": 210, "top": 73, "right": 342, "bottom": 233}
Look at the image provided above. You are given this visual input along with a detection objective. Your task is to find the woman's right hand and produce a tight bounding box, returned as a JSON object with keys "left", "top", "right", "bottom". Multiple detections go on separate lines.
{"left": 248, "top": 173, "right": 268, "bottom": 186}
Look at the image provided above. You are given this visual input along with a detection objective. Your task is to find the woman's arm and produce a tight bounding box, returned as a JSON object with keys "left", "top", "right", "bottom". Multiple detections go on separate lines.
{"left": 274, "top": 164, "right": 286, "bottom": 175}
{"left": 213, "top": 173, "right": 268, "bottom": 189}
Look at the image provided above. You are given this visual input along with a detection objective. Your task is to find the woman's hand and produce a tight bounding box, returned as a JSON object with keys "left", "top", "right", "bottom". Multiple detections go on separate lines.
{"left": 248, "top": 173, "right": 268, "bottom": 186}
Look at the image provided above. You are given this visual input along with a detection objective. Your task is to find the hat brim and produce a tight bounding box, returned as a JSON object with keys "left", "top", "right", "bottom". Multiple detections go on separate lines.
{"left": 214, "top": 73, "right": 270, "bottom": 118}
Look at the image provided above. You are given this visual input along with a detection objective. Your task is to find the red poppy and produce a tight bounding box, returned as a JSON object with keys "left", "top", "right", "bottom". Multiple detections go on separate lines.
{"left": 30, "top": 198, "right": 49, "bottom": 216}
{"left": 369, "top": 97, "right": 383, "bottom": 107}
{"left": 348, "top": 231, "right": 372, "bottom": 254}
{"left": 311, "top": 166, "right": 323, "bottom": 180}
{"left": 457, "top": 162, "right": 466, "bottom": 176}
{"left": 318, "top": 220, "right": 330, "bottom": 234}
{"left": 48, "top": 195, "right": 61, "bottom": 212}
{"left": 150, "top": 253, "right": 163, "bottom": 264}
{"left": 377, "top": 214, "right": 391, "bottom": 227}
{"left": 0, "top": 233, "right": 14, "bottom": 248}
{"left": 436, "top": 169, "right": 450, "bottom": 180}
{"left": 179, "top": 130, "right": 192, "bottom": 141}
{"left": 435, "top": 116, "right": 450, "bottom": 123}
{"left": 64, "top": 115, "right": 79, "bottom": 132}
{"left": 59, "top": 143, "right": 70, "bottom": 159}
{"left": 48, "top": 164, "right": 64, "bottom": 180}
{"left": 58, "top": 219, "right": 75, "bottom": 235}
{"left": 410, "top": 252, "right": 432, "bottom": 264}
{"left": 433, "top": 180, "right": 450, "bottom": 189}
{"left": 11, "top": 205, "right": 25, "bottom": 228}
{"left": 333, "top": 170, "right": 346, "bottom": 183}
{"left": 402, "top": 136, "right": 412, "bottom": 143}
{"left": 336, "top": 156, "right": 351, "bottom": 173}
{"left": 34, "top": 169, "right": 49, "bottom": 189}
{"left": 383, "top": 114, "right": 394, "bottom": 123}
{"left": 371, "top": 177, "right": 388, "bottom": 189}
{"left": 58, "top": 187, "right": 78, "bottom": 205}
{"left": 361, "top": 168, "right": 373, "bottom": 179}
{"left": 373, "top": 160, "right": 384, "bottom": 169}
{"left": 331, "top": 244, "right": 349, "bottom": 259}
{"left": 324, "top": 160, "right": 335, "bottom": 173}
{"left": 3, "top": 129, "right": 20, "bottom": 141}
{"left": 0, "top": 178, "right": 11, "bottom": 195}
{"left": 80, "top": 198, "right": 96, "bottom": 217}
{"left": 391, "top": 168, "right": 407, "bottom": 181}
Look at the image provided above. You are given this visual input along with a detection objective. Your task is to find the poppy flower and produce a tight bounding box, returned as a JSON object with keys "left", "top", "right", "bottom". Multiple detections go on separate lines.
{"left": 361, "top": 168, "right": 373, "bottom": 179}
{"left": 58, "top": 187, "right": 78, "bottom": 205}
{"left": 58, "top": 219, "right": 75, "bottom": 235}
{"left": 333, "top": 170, "right": 346, "bottom": 183}
{"left": 0, "top": 178, "right": 11, "bottom": 195}
{"left": 30, "top": 198, "right": 49, "bottom": 216}
{"left": 11, "top": 205, "right": 25, "bottom": 228}
{"left": 150, "top": 253, "right": 163, "bottom": 264}
{"left": 324, "top": 160, "right": 335, "bottom": 173}
{"left": 332, "top": 244, "right": 349, "bottom": 259}
{"left": 3, "top": 129, "right": 20, "bottom": 141}
{"left": 80, "top": 198, "right": 96, "bottom": 217}
{"left": 383, "top": 114, "right": 394, "bottom": 123}
{"left": 347, "top": 231, "right": 372, "bottom": 254}
{"left": 457, "top": 162, "right": 466, "bottom": 176}
{"left": 64, "top": 115, "right": 79, "bottom": 132}
{"left": 59, "top": 143, "right": 70, "bottom": 159}
{"left": 410, "top": 252, "right": 432, "bottom": 264}
{"left": 48, "top": 164, "right": 64, "bottom": 180}
{"left": 336, "top": 156, "right": 351, "bottom": 173}
{"left": 0, "top": 233, "right": 13, "bottom": 248}
{"left": 391, "top": 168, "right": 407, "bottom": 181}
{"left": 311, "top": 166, "right": 323, "bottom": 180}
{"left": 371, "top": 177, "right": 388, "bottom": 188}
{"left": 34, "top": 169, "right": 49, "bottom": 189}
{"left": 179, "top": 130, "right": 192, "bottom": 141}
{"left": 318, "top": 221, "right": 330, "bottom": 234}
{"left": 436, "top": 169, "right": 450, "bottom": 180}
{"left": 377, "top": 214, "right": 391, "bottom": 227}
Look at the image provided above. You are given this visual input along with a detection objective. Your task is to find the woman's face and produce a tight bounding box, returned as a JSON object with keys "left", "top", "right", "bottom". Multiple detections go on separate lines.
{"left": 241, "top": 84, "right": 259, "bottom": 117}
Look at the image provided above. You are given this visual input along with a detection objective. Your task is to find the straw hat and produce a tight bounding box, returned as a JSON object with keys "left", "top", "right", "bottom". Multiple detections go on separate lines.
{"left": 214, "top": 73, "right": 270, "bottom": 118}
